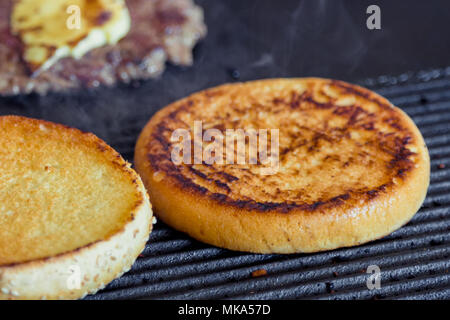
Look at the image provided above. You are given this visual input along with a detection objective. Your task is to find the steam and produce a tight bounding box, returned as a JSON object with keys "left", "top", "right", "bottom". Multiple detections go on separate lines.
{"left": 285, "top": 0, "right": 368, "bottom": 76}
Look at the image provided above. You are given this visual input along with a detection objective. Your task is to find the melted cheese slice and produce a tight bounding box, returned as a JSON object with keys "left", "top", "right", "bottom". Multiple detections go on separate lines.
{"left": 11, "top": 0, "right": 131, "bottom": 72}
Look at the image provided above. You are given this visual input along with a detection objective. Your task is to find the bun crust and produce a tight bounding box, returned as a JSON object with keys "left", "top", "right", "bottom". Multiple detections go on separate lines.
{"left": 0, "top": 116, "right": 152, "bottom": 299}
{"left": 135, "top": 78, "right": 429, "bottom": 254}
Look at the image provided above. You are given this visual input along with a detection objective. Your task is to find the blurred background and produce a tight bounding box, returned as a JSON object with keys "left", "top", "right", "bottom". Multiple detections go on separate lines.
{"left": 1, "top": 0, "right": 449, "bottom": 143}
{"left": 199, "top": 0, "right": 449, "bottom": 82}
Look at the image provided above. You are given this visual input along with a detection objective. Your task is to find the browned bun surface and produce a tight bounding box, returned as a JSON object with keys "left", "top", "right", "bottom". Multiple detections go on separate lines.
{"left": 135, "top": 78, "right": 429, "bottom": 254}
{"left": 0, "top": 116, "right": 152, "bottom": 299}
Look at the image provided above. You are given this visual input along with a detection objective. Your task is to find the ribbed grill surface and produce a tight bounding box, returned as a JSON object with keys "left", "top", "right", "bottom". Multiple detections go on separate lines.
{"left": 88, "top": 67, "right": 450, "bottom": 300}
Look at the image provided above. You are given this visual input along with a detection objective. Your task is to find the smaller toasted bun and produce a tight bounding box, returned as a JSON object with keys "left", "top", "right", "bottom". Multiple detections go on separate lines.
{"left": 0, "top": 116, "right": 152, "bottom": 300}
{"left": 135, "top": 78, "right": 429, "bottom": 254}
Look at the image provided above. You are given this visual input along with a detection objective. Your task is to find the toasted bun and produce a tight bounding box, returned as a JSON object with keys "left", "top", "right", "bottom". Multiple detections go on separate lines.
{"left": 0, "top": 116, "right": 152, "bottom": 299}
{"left": 135, "top": 78, "right": 429, "bottom": 254}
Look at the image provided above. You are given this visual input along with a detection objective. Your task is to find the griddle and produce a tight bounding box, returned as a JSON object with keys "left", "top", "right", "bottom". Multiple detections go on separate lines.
{"left": 0, "top": 0, "right": 449, "bottom": 300}
{"left": 88, "top": 67, "right": 450, "bottom": 300}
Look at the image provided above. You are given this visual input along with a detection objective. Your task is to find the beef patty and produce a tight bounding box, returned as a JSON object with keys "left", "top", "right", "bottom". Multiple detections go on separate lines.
{"left": 0, "top": 0, "right": 206, "bottom": 95}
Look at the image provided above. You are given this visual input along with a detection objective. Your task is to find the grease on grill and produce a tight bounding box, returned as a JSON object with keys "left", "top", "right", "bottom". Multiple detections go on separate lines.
{"left": 251, "top": 269, "right": 268, "bottom": 278}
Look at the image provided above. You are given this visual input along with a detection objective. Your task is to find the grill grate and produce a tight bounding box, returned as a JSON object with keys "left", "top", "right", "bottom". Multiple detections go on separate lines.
{"left": 84, "top": 67, "right": 450, "bottom": 299}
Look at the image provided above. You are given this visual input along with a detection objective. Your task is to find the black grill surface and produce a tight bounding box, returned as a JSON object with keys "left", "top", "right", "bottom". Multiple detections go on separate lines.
{"left": 1, "top": 66, "right": 450, "bottom": 300}
{"left": 76, "top": 67, "right": 450, "bottom": 300}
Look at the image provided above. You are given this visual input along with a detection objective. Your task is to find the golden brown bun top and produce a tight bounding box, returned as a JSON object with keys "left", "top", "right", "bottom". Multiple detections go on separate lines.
{"left": 0, "top": 116, "right": 145, "bottom": 265}
{"left": 142, "top": 78, "right": 428, "bottom": 213}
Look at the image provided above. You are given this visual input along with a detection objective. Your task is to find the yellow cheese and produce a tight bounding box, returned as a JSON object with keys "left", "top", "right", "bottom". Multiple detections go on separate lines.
{"left": 11, "top": 0, "right": 131, "bottom": 72}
